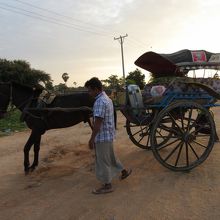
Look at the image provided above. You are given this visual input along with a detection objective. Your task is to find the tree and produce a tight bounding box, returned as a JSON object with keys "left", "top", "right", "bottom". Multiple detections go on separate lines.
{"left": 101, "top": 75, "right": 123, "bottom": 90}
{"left": 73, "top": 81, "right": 77, "bottom": 87}
{"left": 0, "top": 59, "right": 53, "bottom": 89}
{"left": 62, "top": 72, "right": 69, "bottom": 85}
{"left": 126, "top": 78, "right": 136, "bottom": 85}
{"left": 54, "top": 83, "right": 68, "bottom": 93}
{"left": 126, "top": 68, "right": 145, "bottom": 89}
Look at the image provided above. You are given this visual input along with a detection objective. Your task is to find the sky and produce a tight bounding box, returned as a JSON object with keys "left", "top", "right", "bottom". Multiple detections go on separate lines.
{"left": 1, "top": 0, "right": 220, "bottom": 86}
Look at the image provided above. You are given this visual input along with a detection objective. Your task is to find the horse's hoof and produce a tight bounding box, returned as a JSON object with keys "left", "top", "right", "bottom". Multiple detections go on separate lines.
{"left": 24, "top": 169, "right": 30, "bottom": 175}
{"left": 30, "top": 167, "right": 36, "bottom": 172}
{"left": 29, "top": 164, "right": 38, "bottom": 172}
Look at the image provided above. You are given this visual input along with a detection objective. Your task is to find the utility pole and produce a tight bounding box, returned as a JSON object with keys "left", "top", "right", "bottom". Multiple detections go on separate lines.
{"left": 114, "top": 34, "right": 128, "bottom": 84}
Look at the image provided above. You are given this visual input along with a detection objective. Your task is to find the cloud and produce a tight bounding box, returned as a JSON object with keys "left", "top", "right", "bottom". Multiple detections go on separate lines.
{"left": 59, "top": 0, "right": 134, "bottom": 25}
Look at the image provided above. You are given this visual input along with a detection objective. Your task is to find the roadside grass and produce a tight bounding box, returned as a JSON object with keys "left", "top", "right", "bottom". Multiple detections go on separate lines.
{"left": 0, "top": 110, "right": 27, "bottom": 137}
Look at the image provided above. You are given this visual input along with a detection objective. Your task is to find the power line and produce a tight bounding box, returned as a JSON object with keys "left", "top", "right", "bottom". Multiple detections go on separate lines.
{"left": 2, "top": 1, "right": 151, "bottom": 49}
{"left": 0, "top": 3, "right": 111, "bottom": 37}
{"left": 0, "top": 3, "right": 110, "bottom": 36}
{"left": 129, "top": 37, "right": 146, "bottom": 48}
{"left": 2, "top": 1, "right": 153, "bottom": 56}
{"left": 11, "top": 0, "right": 113, "bottom": 36}
{"left": 12, "top": 0, "right": 152, "bottom": 48}
{"left": 129, "top": 35, "right": 152, "bottom": 49}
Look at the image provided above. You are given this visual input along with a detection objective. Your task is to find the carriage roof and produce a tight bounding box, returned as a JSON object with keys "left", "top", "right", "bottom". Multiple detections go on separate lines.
{"left": 134, "top": 49, "right": 220, "bottom": 77}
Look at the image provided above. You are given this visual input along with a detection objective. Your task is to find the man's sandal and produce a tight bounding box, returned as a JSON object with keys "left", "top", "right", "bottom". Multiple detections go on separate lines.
{"left": 92, "top": 184, "right": 113, "bottom": 195}
{"left": 120, "top": 168, "right": 132, "bottom": 180}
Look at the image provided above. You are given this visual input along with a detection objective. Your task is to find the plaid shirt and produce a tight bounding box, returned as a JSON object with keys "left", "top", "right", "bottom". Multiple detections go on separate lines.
{"left": 93, "top": 91, "right": 115, "bottom": 143}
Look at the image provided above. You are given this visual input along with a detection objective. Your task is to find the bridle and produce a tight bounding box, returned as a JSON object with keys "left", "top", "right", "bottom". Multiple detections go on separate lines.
{"left": 0, "top": 82, "right": 35, "bottom": 115}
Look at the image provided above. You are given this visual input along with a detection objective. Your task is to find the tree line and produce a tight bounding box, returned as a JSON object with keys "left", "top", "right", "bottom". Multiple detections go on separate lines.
{"left": 0, "top": 58, "right": 146, "bottom": 92}
{"left": 0, "top": 59, "right": 53, "bottom": 89}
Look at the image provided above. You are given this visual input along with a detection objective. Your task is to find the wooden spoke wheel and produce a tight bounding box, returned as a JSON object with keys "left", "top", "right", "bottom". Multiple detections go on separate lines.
{"left": 150, "top": 101, "right": 215, "bottom": 171}
{"left": 126, "top": 119, "right": 152, "bottom": 149}
{"left": 126, "top": 109, "right": 171, "bottom": 150}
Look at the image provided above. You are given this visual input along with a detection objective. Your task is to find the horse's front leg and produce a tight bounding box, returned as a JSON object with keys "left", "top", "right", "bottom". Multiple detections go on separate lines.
{"left": 29, "top": 134, "right": 41, "bottom": 172}
{"left": 23, "top": 130, "right": 36, "bottom": 174}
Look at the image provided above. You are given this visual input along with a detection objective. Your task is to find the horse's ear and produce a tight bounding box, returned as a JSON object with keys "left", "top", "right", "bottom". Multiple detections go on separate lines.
{"left": 33, "top": 89, "right": 43, "bottom": 96}
{"left": 33, "top": 84, "right": 44, "bottom": 91}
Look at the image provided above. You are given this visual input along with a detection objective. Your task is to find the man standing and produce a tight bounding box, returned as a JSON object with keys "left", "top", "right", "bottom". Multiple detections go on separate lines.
{"left": 85, "top": 77, "right": 131, "bottom": 194}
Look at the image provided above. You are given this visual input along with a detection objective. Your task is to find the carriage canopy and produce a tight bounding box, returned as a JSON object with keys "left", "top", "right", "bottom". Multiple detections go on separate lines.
{"left": 135, "top": 49, "right": 220, "bottom": 77}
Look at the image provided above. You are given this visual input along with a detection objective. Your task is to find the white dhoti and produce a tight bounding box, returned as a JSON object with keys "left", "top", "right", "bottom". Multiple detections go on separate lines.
{"left": 95, "top": 142, "right": 124, "bottom": 183}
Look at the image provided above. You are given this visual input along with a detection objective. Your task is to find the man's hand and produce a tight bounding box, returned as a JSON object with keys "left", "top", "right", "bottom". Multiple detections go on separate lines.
{"left": 88, "top": 117, "right": 103, "bottom": 150}
{"left": 89, "top": 138, "right": 95, "bottom": 150}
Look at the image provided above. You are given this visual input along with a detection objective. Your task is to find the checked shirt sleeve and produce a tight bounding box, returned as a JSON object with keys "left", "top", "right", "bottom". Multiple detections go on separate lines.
{"left": 94, "top": 99, "right": 106, "bottom": 119}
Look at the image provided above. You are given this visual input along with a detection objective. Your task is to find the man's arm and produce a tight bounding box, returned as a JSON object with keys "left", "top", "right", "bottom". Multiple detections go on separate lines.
{"left": 89, "top": 117, "right": 103, "bottom": 149}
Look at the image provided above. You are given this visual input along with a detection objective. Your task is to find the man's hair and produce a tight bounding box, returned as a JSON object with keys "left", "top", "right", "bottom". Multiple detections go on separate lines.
{"left": 84, "top": 77, "right": 102, "bottom": 90}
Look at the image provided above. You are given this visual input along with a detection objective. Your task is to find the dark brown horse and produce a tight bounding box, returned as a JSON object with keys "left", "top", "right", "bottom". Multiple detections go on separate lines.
{"left": 0, "top": 82, "right": 94, "bottom": 174}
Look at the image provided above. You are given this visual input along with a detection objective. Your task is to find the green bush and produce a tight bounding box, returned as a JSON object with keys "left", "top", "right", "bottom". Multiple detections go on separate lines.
{"left": 0, "top": 110, "right": 27, "bottom": 136}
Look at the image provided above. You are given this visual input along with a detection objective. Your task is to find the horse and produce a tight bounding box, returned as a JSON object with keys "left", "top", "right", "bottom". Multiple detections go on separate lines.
{"left": 0, "top": 82, "right": 95, "bottom": 174}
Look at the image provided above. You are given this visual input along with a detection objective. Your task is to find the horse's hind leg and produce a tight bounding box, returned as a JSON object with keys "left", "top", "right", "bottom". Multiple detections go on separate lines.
{"left": 29, "top": 135, "right": 41, "bottom": 172}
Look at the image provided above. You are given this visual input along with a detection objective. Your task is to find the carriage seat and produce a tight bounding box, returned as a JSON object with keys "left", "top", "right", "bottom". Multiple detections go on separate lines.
{"left": 126, "top": 84, "right": 153, "bottom": 125}
{"left": 120, "top": 85, "right": 152, "bottom": 125}
{"left": 128, "top": 84, "right": 144, "bottom": 115}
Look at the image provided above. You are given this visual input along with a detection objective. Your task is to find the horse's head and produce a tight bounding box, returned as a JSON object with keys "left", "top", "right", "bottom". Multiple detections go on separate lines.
{"left": 0, "top": 82, "right": 11, "bottom": 119}
{"left": 83, "top": 92, "right": 95, "bottom": 107}
{"left": 11, "top": 81, "right": 39, "bottom": 110}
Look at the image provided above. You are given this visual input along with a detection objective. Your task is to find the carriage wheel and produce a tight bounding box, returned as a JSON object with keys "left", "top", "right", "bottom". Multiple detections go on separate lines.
{"left": 126, "top": 119, "right": 151, "bottom": 149}
{"left": 126, "top": 110, "right": 172, "bottom": 150}
{"left": 150, "top": 101, "right": 215, "bottom": 171}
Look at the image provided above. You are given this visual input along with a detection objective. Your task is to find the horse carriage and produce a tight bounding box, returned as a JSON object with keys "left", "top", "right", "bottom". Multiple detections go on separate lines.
{"left": 1, "top": 49, "right": 220, "bottom": 174}
{"left": 119, "top": 49, "right": 220, "bottom": 171}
